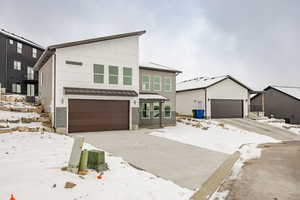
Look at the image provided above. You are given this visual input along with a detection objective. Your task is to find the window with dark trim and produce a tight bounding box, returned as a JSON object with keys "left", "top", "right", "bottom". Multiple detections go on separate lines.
{"left": 109, "top": 65, "right": 119, "bottom": 85}
{"left": 94, "top": 64, "right": 104, "bottom": 84}
{"left": 123, "top": 67, "right": 132, "bottom": 86}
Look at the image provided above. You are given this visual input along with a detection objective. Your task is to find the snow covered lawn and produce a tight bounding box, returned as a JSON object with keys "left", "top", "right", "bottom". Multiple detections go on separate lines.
{"left": 258, "top": 118, "right": 300, "bottom": 135}
{"left": 0, "top": 132, "right": 192, "bottom": 200}
{"left": 150, "top": 120, "right": 278, "bottom": 154}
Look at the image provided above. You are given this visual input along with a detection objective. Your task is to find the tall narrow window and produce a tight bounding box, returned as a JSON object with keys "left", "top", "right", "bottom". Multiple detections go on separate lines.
{"left": 109, "top": 66, "right": 118, "bottom": 84}
{"left": 12, "top": 83, "right": 21, "bottom": 93}
{"left": 153, "top": 76, "right": 161, "bottom": 91}
{"left": 142, "top": 74, "right": 150, "bottom": 90}
{"left": 164, "top": 103, "right": 171, "bottom": 118}
{"left": 14, "top": 61, "right": 21, "bottom": 71}
{"left": 123, "top": 67, "right": 132, "bottom": 86}
{"left": 40, "top": 72, "right": 43, "bottom": 86}
{"left": 153, "top": 102, "right": 160, "bottom": 118}
{"left": 9, "top": 39, "right": 13, "bottom": 45}
{"left": 32, "top": 48, "right": 37, "bottom": 58}
{"left": 27, "top": 84, "right": 35, "bottom": 96}
{"left": 141, "top": 103, "right": 151, "bottom": 119}
{"left": 94, "top": 64, "right": 104, "bottom": 84}
{"left": 17, "top": 42, "right": 22, "bottom": 54}
{"left": 163, "top": 77, "right": 172, "bottom": 92}
{"left": 27, "top": 67, "right": 34, "bottom": 80}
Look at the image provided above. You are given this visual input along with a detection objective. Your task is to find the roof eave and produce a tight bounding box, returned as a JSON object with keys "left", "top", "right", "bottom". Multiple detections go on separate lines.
{"left": 139, "top": 66, "right": 182, "bottom": 73}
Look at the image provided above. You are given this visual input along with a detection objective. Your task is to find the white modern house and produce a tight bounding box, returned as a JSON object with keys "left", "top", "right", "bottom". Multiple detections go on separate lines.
{"left": 176, "top": 75, "right": 252, "bottom": 118}
{"left": 34, "top": 31, "right": 146, "bottom": 133}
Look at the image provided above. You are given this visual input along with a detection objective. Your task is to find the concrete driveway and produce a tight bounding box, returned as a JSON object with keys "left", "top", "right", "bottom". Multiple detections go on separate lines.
{"left": 218, "top": 118, "right": 300, "bottom": 140}
{"left": 74, "top": 129, "right": 229, "bottom": 190}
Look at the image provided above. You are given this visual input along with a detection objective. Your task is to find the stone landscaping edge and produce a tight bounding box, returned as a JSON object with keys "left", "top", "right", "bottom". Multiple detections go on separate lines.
{"left": 190, "top": 151, "right": 240, "bottom": 200}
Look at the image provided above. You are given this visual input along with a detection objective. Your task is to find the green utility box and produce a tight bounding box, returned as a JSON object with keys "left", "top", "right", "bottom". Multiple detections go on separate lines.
{"left": 87, "top": 150, "right": 108, "bottom": 172}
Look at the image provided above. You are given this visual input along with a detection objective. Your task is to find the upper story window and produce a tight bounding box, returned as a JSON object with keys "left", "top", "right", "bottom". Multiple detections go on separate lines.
{"left": 17, "top": 42, "right": 22, "bottom": 54}
{"left": 123, "top": 67, "right": 132, "bottom": 86}
{"left": 27, "top": 67, "right": 34, "bottom": 80}
{"left": 12, "top": 83, "right": 21, "bottom": 93}
{"left": 94, "top": 64, "right": 104, "bottom": 84}
{"left": 14, "top": 61, "right": 21, "bottom": 71}
{"left": 163, "top": 77, "right": 172, "bottom": 92}
{"left": 32, "top": 48, "right": 37, "bottom": 58}
{"left": 109, "top": 66, "right": 119, "bottom": 85}
{"left": 153, "top": 76, "right": 161, "bottom": 91}
{"left": 9, "top": 39, "right": 13, "bottom": 45}
{"left": 142, "top": 74, "right": 150, "bottom": 90}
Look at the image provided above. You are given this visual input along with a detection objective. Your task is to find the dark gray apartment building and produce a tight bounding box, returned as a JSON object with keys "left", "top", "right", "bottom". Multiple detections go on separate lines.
{"left": 0, "top": 29, "right": 44, "bottom": 96}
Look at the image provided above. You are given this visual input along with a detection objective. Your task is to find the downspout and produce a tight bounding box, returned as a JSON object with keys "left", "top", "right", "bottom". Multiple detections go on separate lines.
{"left": 204, "top": 88, "right": 207, "bottom": 119}
{"left": 53, "top": 53, "right": 57, "bottom": 131}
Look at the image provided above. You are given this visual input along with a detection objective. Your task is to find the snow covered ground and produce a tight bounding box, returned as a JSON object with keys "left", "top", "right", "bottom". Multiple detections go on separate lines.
{"left": 258, "top": 118, "right": 300, "bottom": 135}
{"left": 150, "top": 119, "right": 278, "bottom": 154}
{"left": 0, "top": 131, "right": 193, "bottom": 200}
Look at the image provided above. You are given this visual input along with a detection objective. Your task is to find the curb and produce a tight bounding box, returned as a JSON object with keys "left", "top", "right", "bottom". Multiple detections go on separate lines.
{"left": 190, "top": 151, "right": 241, "bottom": 200}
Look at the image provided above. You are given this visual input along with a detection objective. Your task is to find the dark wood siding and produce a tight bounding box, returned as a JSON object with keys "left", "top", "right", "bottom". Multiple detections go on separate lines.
{"left": 68, "top": 99, "right": 129, "bottom": 133}
{"left": 211, "top": 99, "right": 243, "bottom": 118}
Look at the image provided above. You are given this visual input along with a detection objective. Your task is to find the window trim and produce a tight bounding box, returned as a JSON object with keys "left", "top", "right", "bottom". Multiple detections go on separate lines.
{"left": 152, "top": 102, "right": 160, "bottom": 119}
{"left": 141, "top": 102, "right": 151, "bottom": 119}
{"left": 14, "top": 60, "right": 21, "bottom": 71}
{"left": 123, "top": 67, "right": 132, "bottom": 86}
{"left": 9, "top": 39, "right": 13, "bottom": 45}
{"left": 109, "top": 65, "right": 119, "bottom": 85}
{"left": 27, "top": 84, "right": 35, "bottom": 96}
{"left": 93, "top": 64, "right": 105, "bottom": 84}
{"left": 27, "top": 66, "right": 34, "bottom": 80}
{"left": 164, "top": 77, "right": 172, "bottom": 92}
{"left": 142, "top": 74, "right": 151, "bottom": 91}
{"left": 164, "top": 103, "right": 172, "bottom": 119}
{"left": 153, "top": 75, "right": 161, "bottom": 91}
{"left": 17, "top": 42, "right": 22, "bottom": 54}
{"left": 32, "top": 48, "right": 37, "bottom": 58}
{"left": 12, "top": 83, "right": 21, "bottom": 94}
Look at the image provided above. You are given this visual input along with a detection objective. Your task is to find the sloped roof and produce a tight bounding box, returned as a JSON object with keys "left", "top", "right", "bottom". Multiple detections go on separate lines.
{"left": 64, "top": 87, "right": 138, "bottom": 97}
{"left": 139, "top": 93, "right": 168, "bottom": 101}
{"left": 34, "top": 30, "right": 146, "bottom": 71}
{"left": 140, "top": 62, "right": 182, "bottom": 73}
{"left": 268, "top": 86, "right": 300, "bottom": 101}
{"left": 176, "top": 75, "right": 252, "bottom": 92}
{"left": 0, "top": 29, "right": 44, "bottom": 49}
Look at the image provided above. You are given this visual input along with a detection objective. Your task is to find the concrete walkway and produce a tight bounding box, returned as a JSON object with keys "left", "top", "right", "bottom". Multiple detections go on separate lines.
{"left": 73, "top": 129, "right": 229, "bottom": 190}
{"left": 218, "top": 118, "right": 300, "bottom": 140}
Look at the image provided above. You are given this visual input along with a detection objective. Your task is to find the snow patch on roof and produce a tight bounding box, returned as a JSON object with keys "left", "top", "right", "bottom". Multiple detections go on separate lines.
{"left": 176, "top": 75, "right": 228, "bottom": 92}
{"left": 0, "top": 29, "right": 44, "bottom": 49}
{"left": 140, "top": 62, "right": 181, "bottom": 73}
{"left": 271, "top": 86, "right": 300, "bottom": 100}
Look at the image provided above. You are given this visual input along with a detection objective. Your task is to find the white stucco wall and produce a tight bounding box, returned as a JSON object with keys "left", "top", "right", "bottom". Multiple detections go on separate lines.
{"left": 54, "top": 36, "right": 140, "bottom": 130}
{"left": 206, "top": 78, "right": 249, "bottom": 118}
{"left": 176, "top": 89, "right": 205, "bottom": 116}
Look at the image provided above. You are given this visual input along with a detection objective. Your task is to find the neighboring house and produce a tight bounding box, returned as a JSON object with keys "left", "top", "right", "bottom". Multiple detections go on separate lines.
{"left": 139, "top": 62, "right": 181, "bottom": 128}
{"left": 0, "top": 29, "right": 44, "bottom": 96}
{"left": 251, "top": 86, "right": 300, "bottom": 124}
{"left": 34, "top": 31, "right": 146, "bottom": 133}
{"left": 176, "top": 75, "right": 252, "bottom": 118}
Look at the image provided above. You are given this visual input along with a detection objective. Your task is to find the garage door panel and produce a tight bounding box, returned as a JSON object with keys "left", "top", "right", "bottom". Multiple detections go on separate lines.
{"left": 211, "top": 99, "right": 243, "bottom": 118}
{"left": 68, "top": 99, "right": 129, "bottom": 133}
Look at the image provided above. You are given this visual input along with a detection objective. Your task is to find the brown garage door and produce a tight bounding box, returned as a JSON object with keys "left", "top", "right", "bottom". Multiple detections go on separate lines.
{"left": 211, "top": 99, "right": 243, "bottom": 118}
{"left": 68, "top": 99, "right": 129, "bottom": 133}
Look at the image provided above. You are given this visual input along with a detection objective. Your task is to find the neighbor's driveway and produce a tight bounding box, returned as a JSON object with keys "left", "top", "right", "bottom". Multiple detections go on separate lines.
{"left": 74, "top": 129, "right": 229, "bottom": 190}
{"left": 218, "top": 118, "right": 300, "bottom": 140}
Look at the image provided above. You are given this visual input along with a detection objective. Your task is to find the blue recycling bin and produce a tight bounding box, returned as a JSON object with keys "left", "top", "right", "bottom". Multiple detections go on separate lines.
{"left": 192, "top": 109, "right": 205, "bottom": 119}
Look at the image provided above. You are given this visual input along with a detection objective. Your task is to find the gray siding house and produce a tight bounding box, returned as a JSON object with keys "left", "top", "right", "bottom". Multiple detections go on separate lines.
{"left": 251, "top": 86, "right": 300, "bottom": 124}
{"left": 139, "top": 62, "right": 181, "bottom": 128}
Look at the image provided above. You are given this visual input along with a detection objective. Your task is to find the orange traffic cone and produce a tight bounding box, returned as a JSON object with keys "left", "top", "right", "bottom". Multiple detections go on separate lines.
{"left": 97, "top": 172, "right": 104, "bottom": 179}
{"left": 10, "top": 194, "right": 16, "bottom": 200}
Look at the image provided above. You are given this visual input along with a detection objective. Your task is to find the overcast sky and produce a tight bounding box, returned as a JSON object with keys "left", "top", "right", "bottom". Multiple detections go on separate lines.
{"left": 1, "top": 0, "right": 299, "bottom": 90}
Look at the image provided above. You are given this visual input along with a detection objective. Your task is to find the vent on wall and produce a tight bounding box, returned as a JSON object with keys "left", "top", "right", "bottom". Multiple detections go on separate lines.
{"left": 65, "top": 60, "right": 83, "bottom": 66}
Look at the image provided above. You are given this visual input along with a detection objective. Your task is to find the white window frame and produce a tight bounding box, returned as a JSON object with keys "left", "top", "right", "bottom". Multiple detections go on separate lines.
{"left": 152, "top": 102, "right": 160, "bottom": 119}
{"left": 142, "top": 74, "right": 151, "bottom": 91}
{"left": 27, "top": 84, "right": 35, "bottom": 96}
{"left": 14, "top": 61, "right": 21, "bottom": 71}
{"left": 27, "top": 67, "right": 34, "bottom": 80}
{"left": 163, "top": 77, "right": 172, "bottom": 92}
{"left": 17, "top": 42, "right": 22, "bottom": 54}
{"left": 153, "top": 76, "right": 161, "bottom": 91}
{"left": 109, "top": 65, "right": 119, "bottom": 85}
{"left": 141, "top": 103, "right": 151, "bottom": 119}
{"left": 32, "top": 48, "right": 37, "bottom": 58}
{"left": 164, "top": 102, "right": 172, "bottom": 119}
{"left": 9, "top": 39, "right": 13, "bottom": 45}
{"left": 123, "top": 67, "right": 132, "bottom": 86}
{"left": 93, "top": 64, "right": 105, "bottom": 84}
{"left": 12, "top": 83, "right": 21, "bottom": 93}
{"left": 40, "top": 71, "right": 43, "bottom": 86}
